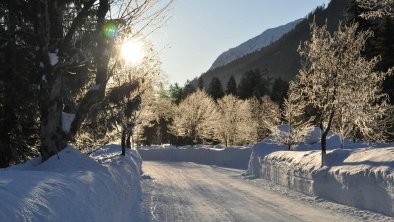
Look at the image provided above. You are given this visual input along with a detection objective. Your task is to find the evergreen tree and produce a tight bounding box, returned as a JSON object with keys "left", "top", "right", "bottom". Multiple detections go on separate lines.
{"left": 270, "top": 78, "right": 289, "bottom": 107}
{"left": 207, "top": 77, "right": 224, "bottom": 100}
{"left": 169, "top": 83, "right": 183, "bottom": 104}
{"left": 182, "top": 80, "right": 196, "bottom": 100}
{"left": 374, "top": 16, "right": 394, "bottom": 103}
{"left": 197, "top": 76, "right": 204, "bottom": 90}
{"left": 226, "top": 75, "right": 237, "bottom": 95}
{"left": 237, "top": 69, "right": 268, "bottom": 99}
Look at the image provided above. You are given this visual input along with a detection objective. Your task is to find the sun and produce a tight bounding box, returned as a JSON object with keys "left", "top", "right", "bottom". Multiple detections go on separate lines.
{"left": 120, "top": 40, "right": 145, "bottom": 65}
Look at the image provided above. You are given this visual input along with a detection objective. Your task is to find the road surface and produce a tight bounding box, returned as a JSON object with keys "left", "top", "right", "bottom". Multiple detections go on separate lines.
{"left": 140, "top": 161, "right": 392, "bottom": 222}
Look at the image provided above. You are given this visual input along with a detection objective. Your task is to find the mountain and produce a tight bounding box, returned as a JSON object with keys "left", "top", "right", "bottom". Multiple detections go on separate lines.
{"left": 200, "top": 0, "right": 347, "bottom": 89}
{"left": 210, "top": 19, "right": 303, "bottom": 70}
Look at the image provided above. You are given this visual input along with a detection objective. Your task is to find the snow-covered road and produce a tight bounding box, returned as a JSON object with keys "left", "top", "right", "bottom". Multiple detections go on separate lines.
{"left": 140, "top": 161, "right": 392, "bottom": 222}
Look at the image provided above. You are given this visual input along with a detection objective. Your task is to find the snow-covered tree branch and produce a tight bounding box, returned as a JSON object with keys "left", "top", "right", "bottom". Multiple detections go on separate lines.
{"left": 356, "top": 0, "right": 394, "bottom": 19}
{"left": 293, "top": 21, "right": 393, "bottom": 165}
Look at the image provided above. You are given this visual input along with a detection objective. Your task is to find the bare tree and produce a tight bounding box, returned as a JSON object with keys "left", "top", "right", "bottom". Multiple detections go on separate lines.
{"left": 171, "top": 90, "right": 219, "bottom": 144}
{"left": 356, "top": 0, "right": 394, "bottom": 19}
{"left": 4, "top": 0, "right": 172, "bottom": 160}
{"left": 293, "top": 21, "right": 393, "bottom": 165}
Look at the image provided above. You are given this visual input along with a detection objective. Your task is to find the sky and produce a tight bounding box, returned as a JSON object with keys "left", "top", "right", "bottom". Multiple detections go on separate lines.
{"left": 150, "top": 0, "right": 331, "bottom": 85}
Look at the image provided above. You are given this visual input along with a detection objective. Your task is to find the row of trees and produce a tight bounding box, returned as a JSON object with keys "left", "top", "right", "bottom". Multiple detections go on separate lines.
{"left": 125, "top": 87, "right": 281, "bottom": 147}
{"left": 168, "top": 73, "right": 288, "bottom": 108}
{"left": 171, "top": 91, "right": 280, "bottom": 146}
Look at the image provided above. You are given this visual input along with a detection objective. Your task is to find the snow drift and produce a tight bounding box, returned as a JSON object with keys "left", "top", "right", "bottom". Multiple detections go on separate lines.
{"left": 248, "top": 126, "right": 394, "bottom": 216}
{"left": 261, "top": 148, "right": 394, "bottom": 217}
{"left": 140, "top": 145, "right": 252, "bottom": 169}
{"left": 0, "top": 145, "right": 142, "bottom": 222}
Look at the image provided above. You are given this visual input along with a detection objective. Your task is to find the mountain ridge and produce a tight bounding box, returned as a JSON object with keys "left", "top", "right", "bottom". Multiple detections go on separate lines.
{"left": 210, "top": 18, "right": 303, "bottom": 70}
{"left": 199, "top": 0, "right": 346, "bottom": 89}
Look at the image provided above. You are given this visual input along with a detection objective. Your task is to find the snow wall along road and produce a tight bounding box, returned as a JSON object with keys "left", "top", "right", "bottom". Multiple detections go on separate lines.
{"left": 139, "top": 146, "right": 252, "bottom": 169}
{"left": 248, "top": 132, "right": 394, "bottom": 217}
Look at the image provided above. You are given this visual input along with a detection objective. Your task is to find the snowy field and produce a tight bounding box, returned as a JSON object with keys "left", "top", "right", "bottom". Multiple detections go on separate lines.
{"left": 0, "top": 145, "right": 142, "bottom": 222}
{"left": 248, "top": 127, "right": 394, "bottom": 217}
{"left": 139, "top": 145, "right": 252, "bottom": 169}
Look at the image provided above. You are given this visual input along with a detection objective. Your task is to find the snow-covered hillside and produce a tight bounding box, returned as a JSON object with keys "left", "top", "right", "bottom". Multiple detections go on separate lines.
{"left": 0, "top": 145, "right": 142, "bottom": 222}
{"left": 209, "top": 18, "right": 303, "bottom": 70}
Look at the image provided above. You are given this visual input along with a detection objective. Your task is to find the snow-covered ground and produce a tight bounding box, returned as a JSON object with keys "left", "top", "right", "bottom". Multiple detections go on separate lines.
{"left": 248, "top": 126, "right": 394, "bottom": 217}
{"left": 139, "top": 145, "right": 252, "bottom": 169}
{"left": 0, "top": 145, "right": 142, "bottom": 222}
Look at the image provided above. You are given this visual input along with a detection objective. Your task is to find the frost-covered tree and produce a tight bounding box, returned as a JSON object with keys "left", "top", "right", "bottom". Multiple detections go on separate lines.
{"left": 236, "top": 99, "right": 259, "bottom": 144}
{"left": 356, "top": 0, "right": 394, "bottom": 19}
{"left": 293, "top": 21, "right": 393, "bottom": 165}
{"left": 249, "top": 96, "right": 280, "bottom": 141}
{"left": 171, "top": 90, "right": 219, "bottom": 144}
{"left": 215, "top": 95, "right": 258, "bottom": 146}
{"left": 75, "top": 43, "right": 161, "bottom": 153}
{"left": 271, "top": 82, "right": 312, "bottom": 150}
{"left": 215, "top": 95, "right": 238, "bottom": 146}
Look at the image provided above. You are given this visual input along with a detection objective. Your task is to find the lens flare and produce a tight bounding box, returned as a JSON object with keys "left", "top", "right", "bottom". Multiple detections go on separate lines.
{"left": 103, "top": 22, "right": 118, "bottom": 39}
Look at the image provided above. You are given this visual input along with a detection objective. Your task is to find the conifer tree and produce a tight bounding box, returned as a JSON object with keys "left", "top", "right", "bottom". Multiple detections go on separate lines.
{"left": 226, "top": 76, "right": 237, "bottom": 95}
{"left": 237, "top": 70, "right": 267, "bottom": 99}
{"left": 197, "top": 76, "right": 204, "bottom": 90}
{"left": 207, "top": 77, "right": 224, "bottom": 100}
{"left": 169, "top": 83, "right": 183, "bottom": 104}
{"left": 182, "top": 80, "right": 196, "bottom": 100}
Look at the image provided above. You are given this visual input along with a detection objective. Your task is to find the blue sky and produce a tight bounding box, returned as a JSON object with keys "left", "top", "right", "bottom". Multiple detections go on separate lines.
{"left": 150, "top": 0, "right": 331, "bottom": 85}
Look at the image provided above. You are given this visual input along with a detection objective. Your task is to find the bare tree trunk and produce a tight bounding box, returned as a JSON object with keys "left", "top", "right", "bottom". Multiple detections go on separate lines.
{"left": 38, "top": 0, "right": 109, "bottom": 161}
{"left": 126, "top": 133, "right": 131, "bottom": 149}
{"left": 36, "top": 0, "right": 68, "bottom": 161}
{"left": 121, "top": 130, "right": 126, "bottom": 156}
{"left": 320, "top": 110, "right": 335, "bottom": 167}
{"left": 340, "top": 136, "right": 344, "bottom": 149}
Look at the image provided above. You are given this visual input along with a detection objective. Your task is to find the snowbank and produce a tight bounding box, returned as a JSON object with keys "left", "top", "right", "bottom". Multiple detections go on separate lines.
{"left": 140, "top": 145, "right": 252, "bottom": 169}
{"left": 246, "top": 126, "right": 394, "bottom": 216}
{"left": 0, "top": 145, "right": 142, "bottom": 222}
{"left": 261, "top": 148, "right": 394, "bottom": 216}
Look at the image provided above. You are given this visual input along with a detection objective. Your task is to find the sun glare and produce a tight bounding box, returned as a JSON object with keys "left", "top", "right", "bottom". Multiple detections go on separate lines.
{"left": 120, "top": 40, "right": 145, "bottom": 66}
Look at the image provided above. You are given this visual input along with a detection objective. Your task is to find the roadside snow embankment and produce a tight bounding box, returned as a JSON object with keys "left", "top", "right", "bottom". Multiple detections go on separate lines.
{"left": 248, "top": 126, "right": 394, "bottom": 216}
{"left": 261, "top": 148, "right": 394, "bottom": 216}
{"left": 140, "top": 146, "right": 252, "bottom": 169}
{"left": 0, "top": 145, "right": 142, "bottom": 222}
